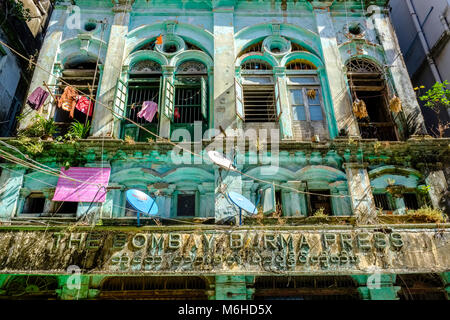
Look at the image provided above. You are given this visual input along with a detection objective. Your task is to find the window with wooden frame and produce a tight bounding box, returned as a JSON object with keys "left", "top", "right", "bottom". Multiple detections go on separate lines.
{"left": 53, "top": 60, "right": 100, "bottom": 136}
{"left": 238, "top": 59, "right": 281, "bottom": 123}
{"left": 47, "top": 201, "right": 78, "bottom": 217}
{"left": 120, "top": 60, "right": 162, "bottom": 142}
{"left": 288, "top": 79, "right": 324, "bottom": 122}
{"left": 171, "top": 61, "right": 208, "bottom": 140}
{"left": 346, "top": 59, "right": 398, "bottom": 141}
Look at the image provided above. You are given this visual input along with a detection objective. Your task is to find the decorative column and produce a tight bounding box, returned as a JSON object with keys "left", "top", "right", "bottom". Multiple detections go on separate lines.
{"left": 311, "top": 2, "right": 358, "bottom": 137}
{"left": 352, "top": 274, "right": 400, "bottom": 300}
{"left": 330, "top": 182, "right": 352, "bottom": 216}
{"left": 274, "top": 67, "right": 294, "bottom": 139}
{"left": 344, "top": 163, "right": 376, "bottom": 221}
{"left": 0, "top": 166, "right": 25, "bottom": 220}
{"left": 198, "top": 182, "right": 215, "bottom": 218}
{"left": 424, "top": 168, "right": 449, "bottom": 211}
{"left": 91, "top": 0, "right": 133, "bottom": 137}
{"left": 370, "top": 6, "right": 427, "bottom": 135}
{"left": 17, "top": 5, "right": 67, "bottom": 130}
{"left": 213, "top": 5, "right": 237, "bottom": 135}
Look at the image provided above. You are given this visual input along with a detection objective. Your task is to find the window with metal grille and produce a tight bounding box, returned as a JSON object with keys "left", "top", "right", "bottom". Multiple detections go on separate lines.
{"left": 309, "top": 190, "right": 332, "bottom": 216}
{"left": 291, "top": 42, "right": 307, "bottom": 52}
{"left": 396, "top": 274, "right": 447, "bottom": 300}
{"left": 373, "top": 193, "right": 392, "bottom": 210}
{"left": 242, "top": 60, "right": 272, "bottom": 71}
{"left": 99, "top": 276, "right": 208, "bottom": 300}
{"left": 403, "top": 193, "right": 419, "bottom": 210}
{"left": 286, "top": 59, "right": 316, "bottom": 70}
{"left": 252, "top": 276, "right": 360, "bottom": 300}
{"left": 238, "top": 40, "right": 264, "bottom": 57}
{"left": 22, "top": 193, "right": 45, "bottom": 214}
{"left": 177, "top": 193, "right": 196, "bottom": 217}
{"left": 174, "top": 83, "right": 203, "bottom": 124}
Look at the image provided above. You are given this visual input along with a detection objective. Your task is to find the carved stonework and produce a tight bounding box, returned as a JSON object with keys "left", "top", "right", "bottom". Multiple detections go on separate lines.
{"left": 177, "top": 61, "right": 207, "bottom": 74}
{"left": 131, "top": 60, "right": 162, "bottom": 73}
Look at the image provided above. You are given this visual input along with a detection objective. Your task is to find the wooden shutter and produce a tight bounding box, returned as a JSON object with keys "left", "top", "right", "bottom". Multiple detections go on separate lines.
{"left": 201, "top": 76, "right": 207, "bottom": 120}
{"left": 275, "top": 77, "right": 282, "bottom": 121}
{"left": 261, "top": 184, "right": 276, "bottom": 215}
{"left": 163, "top": 77, "right": 175, "bottom": 121}
{"left": 113, "top": 79, "right": 127, "bottom": 117}
{"left": 235, "top": 78, "right": 245, "bottom": 121}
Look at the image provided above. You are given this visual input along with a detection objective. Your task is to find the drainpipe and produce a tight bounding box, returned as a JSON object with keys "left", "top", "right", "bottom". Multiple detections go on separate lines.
{"left": 405, "top": 0, "right": 443, "bottom": 83}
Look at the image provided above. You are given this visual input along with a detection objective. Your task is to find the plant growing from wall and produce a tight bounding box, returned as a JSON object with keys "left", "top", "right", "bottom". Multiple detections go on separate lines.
{"left": 18, "top": 114, "right": 59, "bottom": 140}
{"left": 0, "top": 0, "right": 32, "bottom": 25}
{"left": 418, "top": 81, "right": 450, "bottom": 138}
{"left": 406, "top": 205, "right": 447, "bottom": 223}
{"left": 65, "top": 120, "right": 91, "bottom": 140}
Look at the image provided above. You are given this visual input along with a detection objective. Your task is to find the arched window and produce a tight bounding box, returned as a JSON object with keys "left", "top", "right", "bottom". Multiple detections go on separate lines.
{"left": 285, "top": 58, "right": 327, "bottom": 141}
{"left": 237, "top": 58, "right": 278, "bottom": 123}
{"left": 346, "top": 58, "right": 398, "bottom": 141}
{"left": 122, "top": 59, "right": 162, "bottom": 142}
{"left": 171, "top": 60, "right": 208, "bottom": 140}
{"left": 54, "top": 58, "right": 100, "bottom": 137}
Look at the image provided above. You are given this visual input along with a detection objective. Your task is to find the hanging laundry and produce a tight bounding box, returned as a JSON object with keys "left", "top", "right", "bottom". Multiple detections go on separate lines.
{"left": 137, "top": 101, "right": 158, "bottom": 123}
{"left": 26, "top": 87, "right": 49, "bottom": 111}
{"left": 75, "top": 96, "right": 94, "bottom": 117}
{"left": 174, "top": 107, "right": 181, "bottom": 120}
{"left": 58, "top": 86, "right": 78, "bottom": 118}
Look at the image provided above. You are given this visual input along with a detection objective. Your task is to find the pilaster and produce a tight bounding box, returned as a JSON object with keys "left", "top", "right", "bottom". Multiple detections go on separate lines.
{"left": 352, "top": 274, "right": 400, "bottom": 300}
{"left": 344, "top": 163, "right": 376, "bottom": 221}
{"left": 312, "top": 3, "right": 359, "bottom": 137}
{"left": 0, "top": 166, "right": 26, "bottom": 220}
{"left": 91, "top": 2, "right": 132, "bottom": 137}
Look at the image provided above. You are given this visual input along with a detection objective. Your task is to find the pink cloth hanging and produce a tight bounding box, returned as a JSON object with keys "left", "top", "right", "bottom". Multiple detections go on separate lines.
{"left": 137, "top": 101, "right": 158, "bottom": 123}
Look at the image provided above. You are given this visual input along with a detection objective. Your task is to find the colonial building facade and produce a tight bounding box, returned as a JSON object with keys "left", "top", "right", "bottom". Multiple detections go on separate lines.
{"left": 0, "top": 0, "right": 448, "bottom": 300}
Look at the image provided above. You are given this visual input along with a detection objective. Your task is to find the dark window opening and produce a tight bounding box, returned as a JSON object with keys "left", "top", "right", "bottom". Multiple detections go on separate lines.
{"left": 99, "top": 276, "right": 208, "bottom": 300}
{"left": 163, "top": 43, "right": 178, "bottom": 53}
{"left": 177, "top": 193, "right": 196, "bottom": 217}
{"left": 54, "top": 61, "right": 100, "bottom": 137}
{"left": 22, "top": 194, "right": 45, "bottom": 214}
{"left": 396, "top": 274, "right": 447, "bottom": 300}
{"left": 374, "top": 193, "right": 392, "bottom": 211}
{"left": 275, "top": 190, "right": 283, "bottom": 215}
{"left": 253, "top": 276, "right": 360, "bottom": 300}
{"left": 243, "top": 86, "right": 276, "bottom": 122}
{"left": 403, "top": 193, "right": 419, "bottom": 210}
{"left": 309, "top": 190, "right": 332, "bottom": 216}
{"left": 346, "top": 59, "right": 397, "bottom": 141}
{"left": 50, "top": 202, "right": 78, "bottom": 215}
{"left": 349, "top": 24, "right": 362, "bottom": 35}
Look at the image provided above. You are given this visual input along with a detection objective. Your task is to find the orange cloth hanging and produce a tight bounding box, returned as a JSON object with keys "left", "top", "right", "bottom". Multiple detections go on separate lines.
{"left": 58, "top": 86, "right": 78, "bottom": 118}
{"left": 156, "top": 34, "right": 163, "bottom": 45}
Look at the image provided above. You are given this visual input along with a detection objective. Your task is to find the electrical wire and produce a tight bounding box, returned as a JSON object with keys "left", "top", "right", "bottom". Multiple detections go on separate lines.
{"left": 0, "top": 38, "right": 363, "bottom": 200}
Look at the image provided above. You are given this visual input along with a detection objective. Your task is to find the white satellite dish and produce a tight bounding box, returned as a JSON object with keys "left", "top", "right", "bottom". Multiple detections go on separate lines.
{"left": 207, "top": 150, "right": 236, "bottom": 171}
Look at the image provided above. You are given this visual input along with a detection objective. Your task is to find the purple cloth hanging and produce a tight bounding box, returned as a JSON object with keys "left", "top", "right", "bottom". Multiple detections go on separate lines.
{"left": 26, "top": 87, "right": 49, "bottom": 111}
{"left": 137, "top": 101, "right": 158, "bottom": 123}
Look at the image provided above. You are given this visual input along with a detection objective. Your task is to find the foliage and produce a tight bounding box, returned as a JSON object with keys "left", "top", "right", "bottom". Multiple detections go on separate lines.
{"left": 312, "top": 207, "right": 328, "bottom": 218}
{"left": 1, "top": 0, "right": 32, "bottom": 23}
{"left": 406, "top": 205, "right": 447, "bottom": 223}
{"left": 125, "top": 135, "right": 135, "bottom": 145}
{"left": 65, "top": 120, "right": 91, "bottom": 140}
{"left": 418, "top": 81, "right": 450, "bottom": 137}
{"left": 18, "top": 114, "right": 58, "bottom": 139}
{"left": 17, "top": 136, "right": 44, "bottom": 155}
